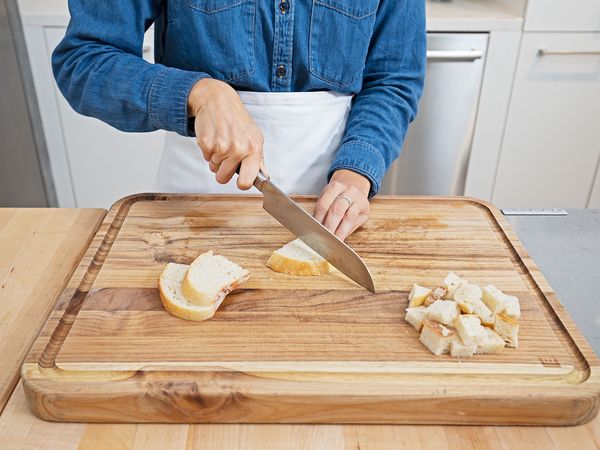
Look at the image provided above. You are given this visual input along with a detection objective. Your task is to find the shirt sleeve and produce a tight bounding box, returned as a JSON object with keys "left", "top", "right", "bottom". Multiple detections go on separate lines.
{"left": 328, "top": 0, "right": 426, "bottom": 197}
{"left": 52, "top": 0, "right": 210, "bottom": 136}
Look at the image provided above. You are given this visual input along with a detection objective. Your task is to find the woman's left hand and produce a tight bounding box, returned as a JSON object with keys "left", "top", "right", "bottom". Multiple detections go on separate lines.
{"left": 314, "top": 169, "right": 371, "bottom": 241}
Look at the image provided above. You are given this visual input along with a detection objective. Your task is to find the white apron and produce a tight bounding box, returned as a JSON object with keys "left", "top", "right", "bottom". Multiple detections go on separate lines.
{"left": 156, "top": 91, "right": 352, "bottom": 194}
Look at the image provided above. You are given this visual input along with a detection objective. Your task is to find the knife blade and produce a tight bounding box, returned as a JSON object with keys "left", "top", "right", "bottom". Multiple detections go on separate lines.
{"left": 251, "top": 171, "right": 375, "bottom": 292}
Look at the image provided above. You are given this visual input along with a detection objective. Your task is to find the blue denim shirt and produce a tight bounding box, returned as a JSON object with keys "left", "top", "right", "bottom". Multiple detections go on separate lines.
{"left": 53, "top": 0, "right": 426, "bottom": 196}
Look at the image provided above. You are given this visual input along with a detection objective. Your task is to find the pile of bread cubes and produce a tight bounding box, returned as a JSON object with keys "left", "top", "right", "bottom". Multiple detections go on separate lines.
{"left": 405, "top": 273, "right": 521, "bottom": 358}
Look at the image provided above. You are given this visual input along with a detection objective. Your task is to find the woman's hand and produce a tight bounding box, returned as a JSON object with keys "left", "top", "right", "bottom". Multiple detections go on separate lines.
{"left": 314, "top": 169, "right": 371, "bottom": 241}
{"left": 187, "top": 78, "right": 266, "bottom": 190}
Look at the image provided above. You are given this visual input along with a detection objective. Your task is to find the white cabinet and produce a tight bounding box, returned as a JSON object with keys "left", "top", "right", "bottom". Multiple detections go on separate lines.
{"left": 492, "top": 32, "right": 600, "bottom": 208}
{"left": 525, "top": 0, "right": 600, "bottom": 32}
{"left": 31, "top": 26, "right": 164, "bottom": 208}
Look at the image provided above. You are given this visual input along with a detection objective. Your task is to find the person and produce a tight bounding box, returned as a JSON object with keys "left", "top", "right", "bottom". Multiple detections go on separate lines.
{"left": 52, "top": 0, "right": 425, "bottom": 240}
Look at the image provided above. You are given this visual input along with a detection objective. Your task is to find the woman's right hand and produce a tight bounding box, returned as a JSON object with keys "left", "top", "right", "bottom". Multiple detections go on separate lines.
{"left": 187, "top": 78, "right": 266, "bottom": 190}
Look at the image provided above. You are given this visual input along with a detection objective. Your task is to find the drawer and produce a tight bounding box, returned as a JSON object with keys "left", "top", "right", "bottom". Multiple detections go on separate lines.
{"left": 525, "top": 0, "right": 600, "bottom": 32}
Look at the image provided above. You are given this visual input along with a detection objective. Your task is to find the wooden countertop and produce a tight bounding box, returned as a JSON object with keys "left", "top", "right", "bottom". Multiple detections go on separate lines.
{"left": 0, "top": 207, "right": 599, "bottom": 448}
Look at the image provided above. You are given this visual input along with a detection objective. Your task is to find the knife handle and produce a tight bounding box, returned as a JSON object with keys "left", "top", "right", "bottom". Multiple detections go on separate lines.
{"left": 235, "top": 165, "right": 269, "bottom": 192}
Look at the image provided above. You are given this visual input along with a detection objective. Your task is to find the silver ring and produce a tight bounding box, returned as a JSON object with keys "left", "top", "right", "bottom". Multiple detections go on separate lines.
{"left": 336, "top": 194, "right": 353, "bottom": 208}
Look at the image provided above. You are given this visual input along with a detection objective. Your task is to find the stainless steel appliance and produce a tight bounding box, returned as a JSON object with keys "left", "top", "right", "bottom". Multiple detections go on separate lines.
{"left": 381, "top": 33, "right": 488, "bottom": 196}
{"left": 0, "top": 0, "right": 54, "bottom": 206}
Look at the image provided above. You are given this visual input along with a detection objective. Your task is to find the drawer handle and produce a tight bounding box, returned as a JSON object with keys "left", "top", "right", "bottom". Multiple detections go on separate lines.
{"left": 426, "top": 50, "right": 483, "bottom": 62}
{"left": 538, "top": 49, "right": 600, "bottom": 56}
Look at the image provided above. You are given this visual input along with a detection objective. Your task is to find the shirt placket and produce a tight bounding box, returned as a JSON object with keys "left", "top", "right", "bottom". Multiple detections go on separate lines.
{"left": 271, "top": 0, "right": 294, "bottom": 91}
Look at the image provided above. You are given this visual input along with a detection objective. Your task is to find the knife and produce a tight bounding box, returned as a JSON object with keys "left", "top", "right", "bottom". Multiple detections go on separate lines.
{"left": 250, "top": 171, "right": 375, "bottom": 292}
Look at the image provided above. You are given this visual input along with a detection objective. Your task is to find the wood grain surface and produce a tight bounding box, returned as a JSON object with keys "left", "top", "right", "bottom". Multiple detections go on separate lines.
{"left": 3, "top": 382, "right": 600, "bottom": 450}
{"left": 0, "top": 208, "right": 105, "bottom": 414}
{"left": 20, "top": 195, "right": 600, "bottom": 425}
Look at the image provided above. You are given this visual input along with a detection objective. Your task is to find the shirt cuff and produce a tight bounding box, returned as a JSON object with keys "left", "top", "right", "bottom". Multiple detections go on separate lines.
{"left": 328, "top": 141, "right": 386, "bottom": 198}
{"left": 148, "top": 67, "right": 210, "bottom": 137}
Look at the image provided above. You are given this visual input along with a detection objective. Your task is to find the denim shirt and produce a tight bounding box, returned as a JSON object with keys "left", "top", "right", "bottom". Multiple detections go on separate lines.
{"left": 53, "top": 0, "right": 426, "bottom": 196}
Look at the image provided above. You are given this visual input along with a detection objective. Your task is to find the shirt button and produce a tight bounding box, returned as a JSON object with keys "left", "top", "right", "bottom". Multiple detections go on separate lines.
{"left": 276, "top": 65, "right": 286, "bottom": 78}
{"left": 279, "top": 1, "right": 290, "bottom": 14}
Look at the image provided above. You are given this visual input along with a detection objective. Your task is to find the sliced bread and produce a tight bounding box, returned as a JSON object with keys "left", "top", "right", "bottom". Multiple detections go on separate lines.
{"left": 181, "top": 251, "right": 250, "bottom": 307}
{"left": 266, "top": 238, "right": 330, "bottom": 276}
{"left": 159, "top": 263, "right": 223, "bottom": 321}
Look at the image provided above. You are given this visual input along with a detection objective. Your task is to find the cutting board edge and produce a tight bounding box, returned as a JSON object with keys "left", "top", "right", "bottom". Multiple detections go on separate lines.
{"left": 21, "top": 362, "right": 600, "bottom": 425}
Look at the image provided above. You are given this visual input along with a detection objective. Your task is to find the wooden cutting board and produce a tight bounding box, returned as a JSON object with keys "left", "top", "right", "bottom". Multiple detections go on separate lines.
{"left": 22, "top": 195, "right": 600, "bottom": 425}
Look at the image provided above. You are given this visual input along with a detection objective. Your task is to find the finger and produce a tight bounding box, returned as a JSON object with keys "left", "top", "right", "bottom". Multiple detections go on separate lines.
{"left": 314, "top": 182, "right": 346, "bottom": 223}
{"left": 259, "top": 157, "right": 270, "bottom": 179}
{"left": 196, "top": 136, "right": 214, "bottom": 162}
{"left": 208, "top": 160, "right": 220, "bottom": 174}
{"left": 215, "top": 155, "right": 242, "bottom": 185}
{"left": 350, "top": 213, "right": 369, "bottom": 236}
{"left": 323, "top": 194, "right": 352, "bottom": 234}
{"left": 335, "top": 202, "right": 364, "bottom": 241}
{"left": 237, "top": 153, "right": 261, "bottom": 190}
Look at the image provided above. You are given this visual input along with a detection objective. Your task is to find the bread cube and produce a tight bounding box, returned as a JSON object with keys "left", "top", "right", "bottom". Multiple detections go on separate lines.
{"left": 494, "top": 312, "right": 519, "bottom": 348}
{"left": 443, "top": 272, "right": 465, "bottom": 300}
{"left": 450, "top": 339, "right": 477, "bottom": 358}
{"left": 454, "top": 282, "right": 483, "bottom": 304}
{"left": 476, "top": 328, "right": 505, "bottom": 354}
{"left": 426, "top": 300, "right": 460, "bottom": 326}
{"left": 423, "top": 286, "right": 448, "bottom": 306}
{"left": 405, "top": 306, "right": 428, "bottom": 331}
{"left": 502, "top": 294, "right": 521, "bottom": 319}
{"left": 482, "top": 285, "right": 507, "bottom": 314}
{"left": 419, "top": 320, "right": 456, "bottom": 356}
{"left": 408, "top": 284, "right": 432, "bottom": 308}
{"left": 454, "top": 314, "right": 487, "bottom": 346}
{"left": 482, "top": 285, "right": 521, "bottom": 319}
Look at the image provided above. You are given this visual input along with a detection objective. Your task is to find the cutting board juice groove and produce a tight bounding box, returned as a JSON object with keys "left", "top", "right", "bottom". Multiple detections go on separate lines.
{"left": 22, "top": 194, "right": 600, "bottom": 425}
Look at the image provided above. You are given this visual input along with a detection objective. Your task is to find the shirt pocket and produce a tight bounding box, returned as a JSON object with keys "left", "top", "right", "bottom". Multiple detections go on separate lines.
{"left": 309, "top": 0, "right": 379, "bottom": 88}
{"left": 169, "top": 0, "right": 256, "bottom": 82}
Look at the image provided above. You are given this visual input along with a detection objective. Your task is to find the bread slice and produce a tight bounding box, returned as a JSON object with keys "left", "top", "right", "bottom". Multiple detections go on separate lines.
{"left": 266, "top": 239, "right": 330, "bottom": 276}
{"left": 454, "top": 314, "right": 487, "bottom": 346}
{"left": 476, "top": 328, "right": 505, "bottom": 354}
{"left": 426, "top": 300, "right": 460, "bottom": 326}
{"left": 494, "top": 312, "right": 519, "bottom": 348}
{"left": 159, "top": 263, "right": 223, "bottom": 321}
{"left": 443, "top": 272, "right": 465, "bottom": 300}
{"left": 181, "top": 251, "right": 249, "bottom": 306}
{"left": 408, "top": 284, "right": 432, "bottom": 307}
{"left": 419, "top": 320, "right": 456, "bottom": 356}
{"left": 405, "top": 306, "right": 428, "bottom": 331}
{"left": 450, "top": 339, "right": 477, "bottom": 358}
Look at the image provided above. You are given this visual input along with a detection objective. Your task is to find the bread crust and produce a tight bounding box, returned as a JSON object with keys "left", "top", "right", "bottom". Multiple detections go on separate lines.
{"left": 182, "top": 251, "right": 249, "bottom": 306}
{"left": 158, "top": 261, "right": 249, "bottom": 322}
{"left": 266, "top": 251, "right": 330, "bottom": 276}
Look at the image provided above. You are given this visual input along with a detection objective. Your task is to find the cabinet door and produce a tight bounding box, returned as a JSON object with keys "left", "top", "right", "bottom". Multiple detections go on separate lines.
{"left": 45, "top": 27, "right": 164, "bottom": 208}
{"left": 525, "top": 0, "right": 600, "bottom": 32}
{"left": 493, "top": 33, "right": 600, "bottom": 209}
